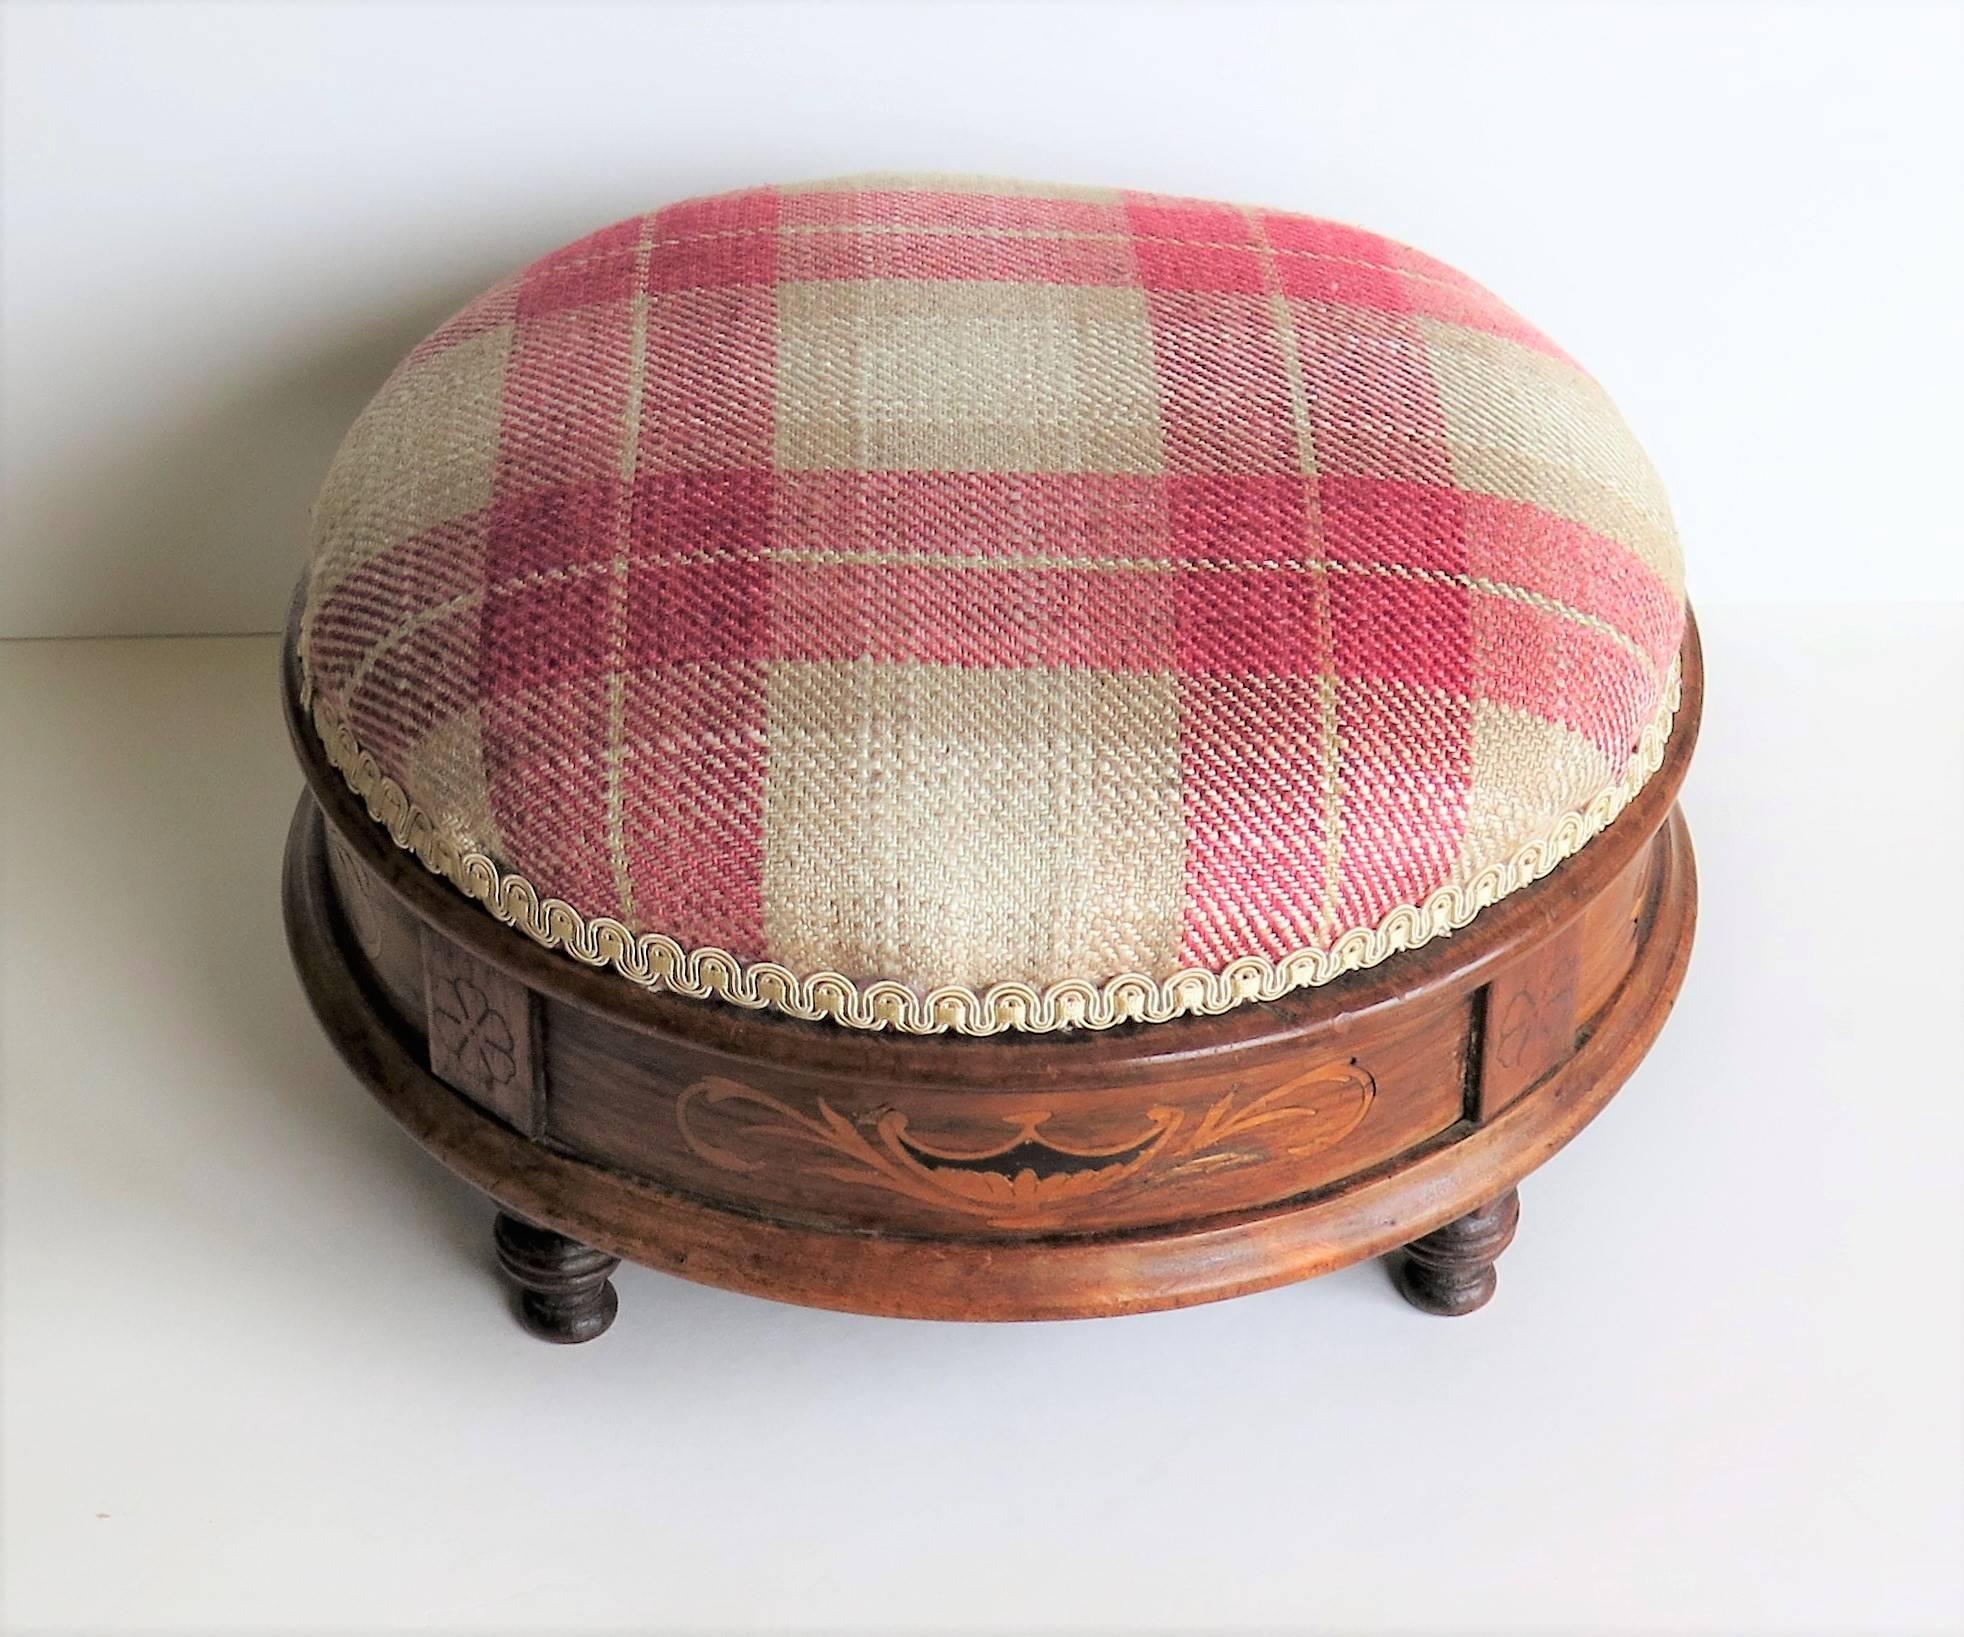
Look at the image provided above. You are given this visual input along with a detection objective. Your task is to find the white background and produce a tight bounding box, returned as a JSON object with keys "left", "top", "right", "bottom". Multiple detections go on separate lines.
{"left": 3, "top": 4, "right": 1961, "bottom": 1635}
{"left": 3, "top": 0, "right": 1962, "bottom": 635}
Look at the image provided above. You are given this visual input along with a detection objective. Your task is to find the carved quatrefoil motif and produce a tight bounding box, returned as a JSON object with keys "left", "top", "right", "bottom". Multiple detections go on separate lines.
{"left": 429, "top": 974, "right": 518, "bottom": 1088}
{"left": 1492, "top": 963, "right": 1581, "bottom": 1074}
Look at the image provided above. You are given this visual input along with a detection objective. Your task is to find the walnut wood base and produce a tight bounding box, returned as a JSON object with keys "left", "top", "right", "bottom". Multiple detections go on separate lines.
{"left": 280, "top": 605, "right": 1700, "bottom": 1335}
{"left": 1392, "top": 1188, "right": 1522, "bottom": 1316}
{"left": 492, "top": 1212, "right": 621, "bottom": 1343}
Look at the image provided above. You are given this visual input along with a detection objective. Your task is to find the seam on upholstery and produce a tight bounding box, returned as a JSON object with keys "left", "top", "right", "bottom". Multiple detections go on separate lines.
{"left": 517, "top": 225, "right": 1489, "bottom": 301}
{"left": 330, "top": 550, "right": 1668, "bottom": 709}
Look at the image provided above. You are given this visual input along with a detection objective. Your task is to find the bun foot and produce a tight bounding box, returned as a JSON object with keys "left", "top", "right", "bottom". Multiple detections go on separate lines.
{"left": 492, "top": 1211, "right": 621, "bottom": 1343}
{"left": 1392, "top": 1188, "right": 1520, "bottom": 1316}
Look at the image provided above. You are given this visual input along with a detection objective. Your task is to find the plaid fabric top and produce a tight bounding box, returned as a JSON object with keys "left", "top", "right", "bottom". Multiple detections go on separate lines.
{"left": 300, "top": 174, "right": 1685, "bottom": 1035}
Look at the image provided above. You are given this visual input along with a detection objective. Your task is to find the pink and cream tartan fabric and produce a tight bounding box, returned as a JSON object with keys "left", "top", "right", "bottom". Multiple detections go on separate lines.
{"left": 300, "top": 174, "right": 1686, "bottom": 1035}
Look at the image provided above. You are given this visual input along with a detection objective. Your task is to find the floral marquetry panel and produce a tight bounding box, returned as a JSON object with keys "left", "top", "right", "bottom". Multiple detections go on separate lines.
{"left": 540, "top": 997, "right": 1472, "bottom": 1235}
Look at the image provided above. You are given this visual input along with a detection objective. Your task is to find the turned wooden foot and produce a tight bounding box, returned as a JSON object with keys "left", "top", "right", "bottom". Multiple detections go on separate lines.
{"left": 1392, "top": 1188, "right": 1520, "bottom": 1316}
{"left": 492, "top": 1211, "right": 621, "bottom": 1343}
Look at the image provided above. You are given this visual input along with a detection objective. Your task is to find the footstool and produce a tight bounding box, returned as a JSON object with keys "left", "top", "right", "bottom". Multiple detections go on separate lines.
{"left": 283, "top": 174, "right": 1697, "bottom": 1340}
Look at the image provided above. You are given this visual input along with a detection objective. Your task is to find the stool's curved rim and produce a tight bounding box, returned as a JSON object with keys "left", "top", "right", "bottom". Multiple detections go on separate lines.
{"left": 282, "top": 794, "right": 1697, "bottom": 1320}
{"left": 282, "top": 589, "right": 1702, "bottom": 1071}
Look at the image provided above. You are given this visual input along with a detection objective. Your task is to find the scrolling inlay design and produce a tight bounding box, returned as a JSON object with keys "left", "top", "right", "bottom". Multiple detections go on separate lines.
{"left": 674, "top": 1063, "right": 1376, "bottom": 1227}
{"left": 325, "top": 830, "right": 385, "bottom": 960}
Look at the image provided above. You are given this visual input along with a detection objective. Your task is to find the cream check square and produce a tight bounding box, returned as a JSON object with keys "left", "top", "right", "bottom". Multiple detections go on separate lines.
{"left": 1421, "top": 317, "right": 1681, "bottom": 585}
{"left": 775, "top": 280, "right": 1165, "bottom": 474}
{"left": 761, "top": 659, "right": 1187, "bottom": 988}
{"left": 311, "top": 321, "right": 512, "bottom": 594}
{"left": 1452, "top": 698, "right": 1615, "bottom": 887}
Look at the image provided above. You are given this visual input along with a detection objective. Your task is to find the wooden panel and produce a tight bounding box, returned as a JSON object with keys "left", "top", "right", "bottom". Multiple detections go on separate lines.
{"left": 421, "top": 934, "right": 543, "bottom": 1136}
{"left": 542, "top": 992, "right": 1473, "bottom": 1236}
{"left": 323, "top": 827, "right": 424, "bottom": 1024}
{"left": 1572, "top": 835, "right": 1656, "bottom": 1028}
{"left": 1475, "top": 828, "right": 1662, "bottom": 1121}
{"left": 323, "top": 828, "right": 386, "bottom": 962}
{"left": 1477, "top": 918, "right": 1584, "bottom": 1118}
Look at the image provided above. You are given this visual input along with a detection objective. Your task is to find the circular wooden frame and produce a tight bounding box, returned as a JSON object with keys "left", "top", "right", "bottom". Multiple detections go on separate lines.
{"left": 282, "top": 609, "right": 1701, "bottom": 1326}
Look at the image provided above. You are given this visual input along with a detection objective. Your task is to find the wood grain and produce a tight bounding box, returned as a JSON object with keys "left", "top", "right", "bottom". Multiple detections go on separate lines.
{"left": 284, "top": 797, "right": 1697, "bottom": 1320}
{"left": 1392, "top": 1188, "right": 1522, "bottom": 1316}
{"left": 1477, "top": 919, "right": 1584, "bottom": 1118}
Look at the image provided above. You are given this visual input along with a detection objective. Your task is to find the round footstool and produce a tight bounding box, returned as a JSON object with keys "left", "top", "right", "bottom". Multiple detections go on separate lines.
{"left": 284, "top": 174, "right": 1697, "bottom": 1339}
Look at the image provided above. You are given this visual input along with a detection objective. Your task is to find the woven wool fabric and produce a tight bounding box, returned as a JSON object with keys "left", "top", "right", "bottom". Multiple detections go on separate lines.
{"left": 299, "top": 173, "right": 1686, "bottom": 1035}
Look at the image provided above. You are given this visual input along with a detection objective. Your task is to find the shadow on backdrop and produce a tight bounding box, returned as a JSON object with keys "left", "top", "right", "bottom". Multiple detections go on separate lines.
{"left": 7, "top": 268, "right": 502, "bottom": 640}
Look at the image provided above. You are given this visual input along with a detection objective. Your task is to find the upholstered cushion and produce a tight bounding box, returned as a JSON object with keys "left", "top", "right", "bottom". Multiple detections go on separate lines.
{"left": 299, "top": 174, "right": 1684, "bottom": 1035}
